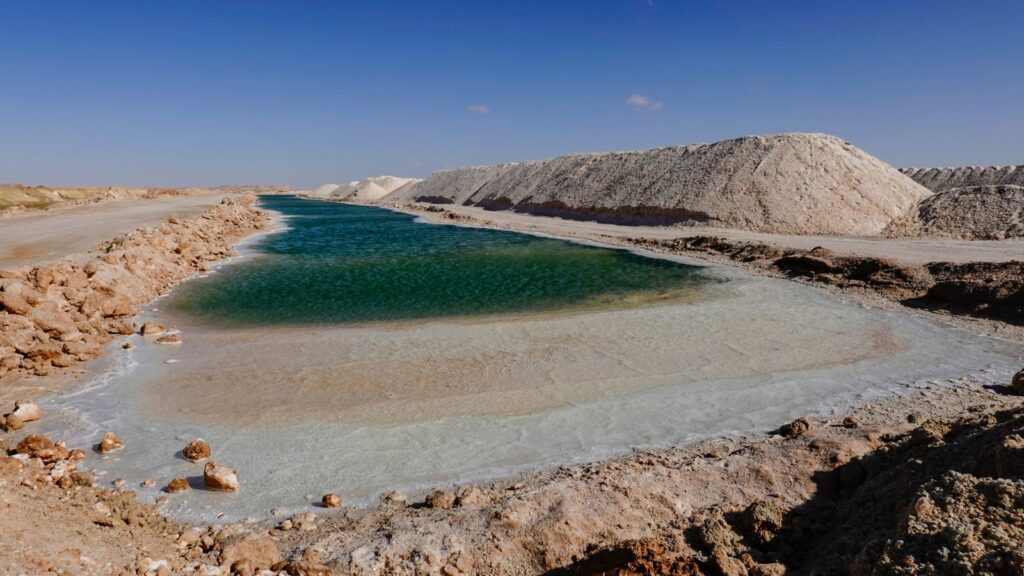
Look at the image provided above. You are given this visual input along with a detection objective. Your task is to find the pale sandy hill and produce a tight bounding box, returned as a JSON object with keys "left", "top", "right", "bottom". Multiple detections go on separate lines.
{"left": 312, "top": 176, "right": 421, "bottom": 201}
{"left": 885, "top": 184, "right": 1024, "bottom": 240}
{"left": 384, "top": 133, "right": 931, "bottom": 236}
{"left": 901, "top": 165, "right": 1024, "bottom": 192}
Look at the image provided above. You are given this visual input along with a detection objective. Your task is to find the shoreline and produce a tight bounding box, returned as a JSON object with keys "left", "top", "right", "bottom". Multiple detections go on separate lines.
{"left": 1, "top": 193, "right": 1022, "bottom": 574}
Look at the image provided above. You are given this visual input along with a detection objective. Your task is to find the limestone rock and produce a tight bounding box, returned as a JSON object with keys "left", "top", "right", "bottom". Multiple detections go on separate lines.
{"left": 203, "top": 461, "right": 239, "bottom": 491}
{"left": 96, "top": 432, "right": 124, "bottom": 454}
{"left": 183, "top": 438, "right": 212, "bottom": 461}
{"left": 10, "top": 400, "right": 42, "bottom": 422}
{"left": 321, "top": 493, "right": 342, "bottom": 508}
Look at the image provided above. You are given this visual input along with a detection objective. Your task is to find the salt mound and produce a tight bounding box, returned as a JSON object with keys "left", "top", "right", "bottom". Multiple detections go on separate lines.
{"left": 885, "top": 185, "right": 1024, "bottom": 240}
{"left": 314, "top": 176, "right": 421, "bottom": 201}
{"left": 384, "top": 133, "right": 931, "bottom": 236}
{"left": 901, "top": 165, "right": 1024, "bottom": 192}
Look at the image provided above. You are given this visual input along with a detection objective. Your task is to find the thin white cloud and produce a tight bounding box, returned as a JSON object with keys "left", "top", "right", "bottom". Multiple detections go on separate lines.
{"left": 466, "top": 104, "right": 491, "bottom": 114}
{"left": 626, "top": 94, "right": 663, "bottom": 111}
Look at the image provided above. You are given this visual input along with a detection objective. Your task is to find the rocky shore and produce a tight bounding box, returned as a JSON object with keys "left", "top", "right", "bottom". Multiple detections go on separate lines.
{"left": 1, "top": 193, "right": 1021, "bottom": 575}
{"left": 0, "top": 195, "right": 270, "bottom": 399}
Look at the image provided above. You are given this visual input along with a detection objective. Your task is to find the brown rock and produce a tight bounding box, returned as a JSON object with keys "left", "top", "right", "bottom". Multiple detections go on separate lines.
{"left": 284, "top": 561, "right": 334, "bottom": 576}
{"left": 425, "top": 489, "right": 456, "bottom": 509}
{"left": 741, "top": 500, "right": 784, "bottom": 544}
{"left": 16, "top": 434, "right": 54, "bottom": 457}
{"left": 456, "top": 486, "right": 489, "bottom": 507}
{"left": 96, "top": 431, "right": 124, "bottom": 454}
{"left": 154, "top": 334, "right": 182, "bottom": 345}
{"left": 140, "top": 322, "right": 167, "bottom": 336}
{"left": 1012, "top": 369, "right": 1024, "bottom": 395}
{"left": 166, "top": 477, "right": 190, "bottom": 493}
{"left": 0, "top": 291, "right": 31, "bottom": 315}
{"left": 218, "top": 533, "right": 281, "bottom": 570}
{"left": 4, "top": 414, "right": 23, "bottom": 431}
{"left": 203, "top": 461, "right": 239, "bottom": 491}
{"left": 779, "top": 417, "right": 813, "bottom": 439}
{"left": 70, "top": 470, "right": 94, "bottom": 487}
{"left": 183, "top": 438, "right": 212, "bottom": 461}
{"left": 321, "top": 493, "right": 342, "bottom": 508}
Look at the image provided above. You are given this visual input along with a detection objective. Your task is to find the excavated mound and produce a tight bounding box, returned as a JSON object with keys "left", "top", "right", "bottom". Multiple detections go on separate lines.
{"left": 901, "top": 165, "right": 1024, "bottom": 192}
{"left": 312, "top": 176, "right": 421, "bottom": 201}
{"left": 385, "top": 133, "right": 931, "bottom": 236}
{"left": 885, "top": 184, "right": 1024, "bottom": 240}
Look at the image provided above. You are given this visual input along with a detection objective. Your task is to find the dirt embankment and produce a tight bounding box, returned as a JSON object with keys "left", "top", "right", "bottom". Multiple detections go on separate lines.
{"left": 0, "top": 196, "right": 270, "bottom": 390}
{"left": 0, "top": 184, "right": 220, "bottom": 216}
{"left": 628, "top": 236, "right": 1024, "bottom": 326}
{"left": 384, "top": 133, "right": 930, "bottom": 236}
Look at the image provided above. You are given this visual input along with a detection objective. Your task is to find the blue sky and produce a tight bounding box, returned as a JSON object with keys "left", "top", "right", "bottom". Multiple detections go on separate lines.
{"left": 1, "top": 1, "right": 1022, "bottom": 187}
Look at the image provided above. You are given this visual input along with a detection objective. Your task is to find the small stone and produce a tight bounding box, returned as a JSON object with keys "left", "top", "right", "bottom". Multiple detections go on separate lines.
{"left": 1012, "top": 369, "right": 1024, "bottom": 395}
{"left": 779, "top": 417, "right": 813, "bottom": 439}
{"left": 122, "top": 342, "right": 135, "bottom": 350}
{"left": 183, "top": 438, "right": 212, "bottom": 462}
{"left": 140, "top": 322, "right": 166, "bottom": 336}
{"left": 456, "top": 486, "right": 488, "bottom": 507}
{"left": 166, "top": 477, "right": 190, "bottom": 493}
{"left": 841, "top": 416, "right": 860, "bottom": 429}
{"left": 321, "top": 493, "right": 342, "bottom": 508}
{"left": 70, "top": 470, "right": 94, "bottom": 487}
{"left": 141, "top": 478, "right": 156, "bottom": 487}
{"left": 425, "top": 489, "right": 456, "bottom": 509}
{"left": 96, "top": 432, "right": 124, "bottom": 454}
{"left": 203, "top": 461, "right": 239, "bottom": 491}
{"left": 382, "top": 490, "right": 407, "bottom": 506}
{"left": 155, "top": 334, "right": 182, "bottom": 345}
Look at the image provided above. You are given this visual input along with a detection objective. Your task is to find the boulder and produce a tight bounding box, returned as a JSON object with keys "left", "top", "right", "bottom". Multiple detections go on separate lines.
{"left": 10, "top": 399, "right": 41, "bottom": 422}
{"left": 166, "top": 478, "right": 190, "bottom": 493}
{"left": 140, "top": 322, "right": 166, "bottom": 336}
{"left": 96, "top": 431, "right": 124, "bottom": 454}
{"left": 183, "top": 438, "right": 211, "bottom": 461}
{"left": 203, "top": 461, "right": 239, "bottom": 491}
{"left": 321, "top": 493, "right": 342, "bottom": 508}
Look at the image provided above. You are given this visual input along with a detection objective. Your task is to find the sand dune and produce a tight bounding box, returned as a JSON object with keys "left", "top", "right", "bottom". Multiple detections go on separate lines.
{"left": 384, "top": 133, "right": 931, "bottom": 236}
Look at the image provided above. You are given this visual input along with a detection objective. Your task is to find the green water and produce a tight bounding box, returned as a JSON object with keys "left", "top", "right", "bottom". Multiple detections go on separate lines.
{"left": 169, "top": 195, "right": 718, "bottom": 325}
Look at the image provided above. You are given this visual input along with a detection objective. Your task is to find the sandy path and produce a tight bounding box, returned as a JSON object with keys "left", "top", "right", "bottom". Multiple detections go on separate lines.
{"left": 412, "top": 203, "right": 1024, "bottom": 264}
{"left": 0, "top": 193, "right": 231, "bottom": 267}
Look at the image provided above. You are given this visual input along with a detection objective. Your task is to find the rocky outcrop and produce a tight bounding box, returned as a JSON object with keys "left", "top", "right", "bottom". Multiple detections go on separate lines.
{"left": 0, "top": 195, "right": 269, "bottom": 381}
{"left": 884, "top": 184, "right": 1024, "bottom": 239}
{"left": 385, "top": 133, "right": 931, "bottom": 235}
{"left": 901, "top": 165, "right": 1024, "bottom": 192}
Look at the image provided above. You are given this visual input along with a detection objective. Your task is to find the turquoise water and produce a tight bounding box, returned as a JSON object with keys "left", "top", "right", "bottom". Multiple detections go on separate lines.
{"left": 169, "top": 195, "right": 716, "bottom": 325}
